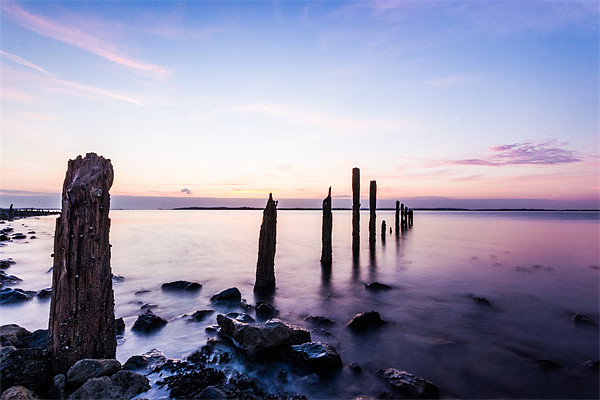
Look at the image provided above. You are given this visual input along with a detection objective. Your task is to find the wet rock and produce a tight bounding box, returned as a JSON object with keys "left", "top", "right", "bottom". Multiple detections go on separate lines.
{"left": 0, "top": 235, "right": 9, "bottom": 242}
{"left": 225, "top": 312, "right": 255, "bottom": 323}
{"left": 0, "top": 324, "right": 31, "bottom": 348}
{"left": 0, "top": 347, "right": 48, "bottom": 394}
{"left": 134, "top": 289, "right": 151, "bottom": 295}
{"left": 573, "top": 313, "right": 595, "bottom": 325}
{"left": 161, "top": 280, "right": 202, "bottom": 291}
{"left": 536, "top": 359, "right": 563, "bottom": 370}
{"left": 36, "top": 288, "right": 52, "bottom": 299}
{"left": 0, "top": 385, "right": 38, "bottom": 400}
{"left": 140, "top": 303, "right": 158, "bottom": 311}
{"left": 11, "top": 233, "right": 26, "bottom": 240}
{"left": 67, "top": 370, "right": 149, "bottom": 400}
{"left": 157, "top": 368, "right": 226, "bottom": 399}
{"left": 198, "top": 385, "right": 227, "bottom": 399}
{"left": 580, "top": 360, "right": 599, "bottom": 369}
{"left": 210, "top": 287, "right": 242, "bottom": 304}
{"left": 115, "top": 318, "right": 125, "bottom": 335}
{"left": 473, "top": 296, "right": 491, "bottom": 305}
{"left": 347, "top": 311, "right": 385, "bottom": 330}
{"left": 276, "top": 368, "right": 288, "bottom": 383}
{"left": 47, "top": 374, "right": 65, "bottom": 400}
{"left": 0, "top": 271, "right": 22, "bottom": 286}
{"left": 0, "top": 288, "right": 35, "bottom": 304}
{"left": 348, "top": 362, "right": 362, "bottom": 372}
{"left": 131, "top": 309, "right": 167, "bottom": 333}
{"left": 365, "top": 282, "right": 392, "bottom": 291}
{"left": 188, "top": 310, "right": 215, "bottom": 322}
{"left": 0, "top": 259, "right": 15, "bottom": 269}
{"left": 216, "top": 314, "right": 310, "bottom": 357}
{"left": 255, "top": 300, "right": 279, "bottom": 319}
{"left": 304, "top": 316, "right": 336, "bottom": 326}
{"left": 289, "top": 342, "right": 342, "bottom": 372}
{"left": 111, "top": 274, "right": 125, "bottom": 282}
{"left": 27, "top": 231, "right": 35, "bottom": 235}
{"left": 378, "top": 368, "right": 439, "bottom": 399}
{"left": 29, "top": 236, "right": 36, "bottom": 240}
{"left": 123, "top": 349, "right": 167, "bottom": 371}
{"left": 66, "top": 358, "right": 122, "bottom": 387}
{"left": 24, "top": 330, "right": 47, "bottom": 349}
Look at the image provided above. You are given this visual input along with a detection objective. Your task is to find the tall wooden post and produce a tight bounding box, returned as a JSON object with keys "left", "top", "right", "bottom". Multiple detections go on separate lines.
{"left": 321, "top": 187, "right": 333, "bottom": 264}
{"left": 381, "top": 220, "right": 386, "bottom": 243}
{"left": 395, "top": 201, "right": 400, "bottom": 235}
{"left": 401, "top": 203, "right": 406, "bottom": 230}
{"left": 48, "top": 153, "right": 116, "bottom": 375}
{"left": 369, "top": 180, "right": 377, "bottom": 248}
{"left": 254, "top": 193, "right": 277, "bottom": 293}
{"left": 352, "top": 168, "right": 360, "bottom": 254}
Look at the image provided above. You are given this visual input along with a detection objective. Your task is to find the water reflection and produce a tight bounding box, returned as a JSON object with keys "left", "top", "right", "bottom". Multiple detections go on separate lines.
{"left": 352, "top": 252, "right": 360, "bottom": 282}
{"left": 320, "top": 261, "right": 332, "bottom": 289}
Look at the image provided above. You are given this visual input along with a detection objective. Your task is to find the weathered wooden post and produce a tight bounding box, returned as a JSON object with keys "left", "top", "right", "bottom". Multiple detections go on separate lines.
{"left": 381, "top": 220, "right": 386, "bottom": 243}
{"left": 321, "top": 187, "right": 332, "bottom": 264}
{"left": 48, "top": 153, "right": 116, "bottom": 375}
{"left": 400, "top": 203, "right": 406, "bottom": 230}
{"left": 254, "top": 193, "right": 277, "bottom": 293}
{"left": 369, "top": 180, "right": 376, "bottom": 248}
{"left": 352, "top": 168, "right": 360, "bottom": 255}
{"left": 395, "top": 200, "right": 400, "bottom": 235}
{"left": 409, "top": 208, "right": 414, "bottom": 227}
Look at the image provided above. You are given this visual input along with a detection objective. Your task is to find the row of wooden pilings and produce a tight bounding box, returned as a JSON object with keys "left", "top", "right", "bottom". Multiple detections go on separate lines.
{"left": 46, "top": 154, "right": 414, "bottom": 376}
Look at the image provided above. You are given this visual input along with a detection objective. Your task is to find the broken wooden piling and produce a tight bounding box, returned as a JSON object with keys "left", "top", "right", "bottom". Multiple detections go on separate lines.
{"left": 254, "top": 193, "right": 277, "bottom": 293}
{"left": 381, "top": 220, "right": 386, "bottom": 242}
{"left": 321, "top": 187, "right": 332, "bottom": 264}
{"left": 47, "top": 153, "right": 116, "bottom": 375}
{"left": 395, "top": 201, "right": 400, "bottom": 235}
{"left": 352, "top": 167, "right": 360, "bottom": 254}
{"left": 369, "top": 180, "right": 377, "bottom": 248}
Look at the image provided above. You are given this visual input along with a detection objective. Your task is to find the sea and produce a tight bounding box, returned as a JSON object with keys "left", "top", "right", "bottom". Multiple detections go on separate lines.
{"left": 1, "top": 210, "right": 599, "bottom": 399}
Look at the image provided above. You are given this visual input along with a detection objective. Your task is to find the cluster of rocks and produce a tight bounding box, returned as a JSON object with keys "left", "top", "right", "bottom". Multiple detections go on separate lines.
{"left": 0, "top": 255, "right": 52, "bottom": 304}
{"left": 0, "top": 227, "right": 37, "bottom": 242}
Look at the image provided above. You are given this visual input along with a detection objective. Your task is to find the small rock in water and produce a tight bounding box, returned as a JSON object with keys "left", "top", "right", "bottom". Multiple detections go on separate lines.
{"left": 348, "top": 362, "right": 362, "bottom": 372}
{"left": 115, "top": 317, "right": 125, "bottom": 335}
{"left": 573, "top": 313, "right": 595, "bottom": 325}
{"left": 188, "top": 310, "right": 215, "bottom": 322}
{"left": 378, "top": 368, "right": 439, "bottom": 399}
{"left": 473, "top": 296, "right": 491, "bottom": 306}
{"left": 0, "top": 235, "right": 9, "bottom": 242}
{"left": 36, "top": 288, "right": 52, "bottom": 299}
{"left": 140, "top": 303, "right": 158, "bottom": 311}
{"left": 255, "top": 300, "right": 279, "bottom": 318}
{"left": 347, "top": 311, "right": 385, "bottom": 330}
{"left": 365, "top": 282, "right": 393, "bottom": 291}
{"left": 0, "top": 271, "right": 22, "bottom": 286}
{"left": 304, "top": 316, "right": 336, "bottom": 326}
{"left": 131, "top": 309, "right": 168, "bottom": 333}
{"left": 0, "top": 259, "right": 16, "bottom": 269}
{"left": 11, "top": 233, "right": 26, "bottom": 240}
{"left": 210, "top": 287, "right": 242, "bottom": 304}
{"left": 134, "top": 289, "right": 151, "bottom": 295}
{"left": 161, "top": 280, "right": 202, "bottom": 291}
{"left": 536, "top": 359, "right": 563, "bottom": 370}
{"left": 111, "top": 274, "right": 125, "bottom": 282}
{"left": 0, "top": 288, "right": 35, "bottom": 304}
{"left": 225, "top": 312, "right": 255, "bottom": 323}
{"left": 288, "top": 342, "right": 343, "bottom": 372}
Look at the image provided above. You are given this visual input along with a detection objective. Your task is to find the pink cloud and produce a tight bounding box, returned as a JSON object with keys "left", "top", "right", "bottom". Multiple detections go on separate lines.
{"left": 2, "top": 2, "right": 171, "bottom": 81}
{"left": 454, "top": 140, "right": 582, "bottom": 166}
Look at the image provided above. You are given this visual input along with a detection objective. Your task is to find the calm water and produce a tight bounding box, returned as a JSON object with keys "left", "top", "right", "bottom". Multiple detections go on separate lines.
{"left": 1, "top": 210, "right": 599, "bottom": 398}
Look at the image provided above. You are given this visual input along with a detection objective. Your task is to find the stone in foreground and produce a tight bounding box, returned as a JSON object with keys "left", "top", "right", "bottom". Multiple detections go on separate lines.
{"left": 66, "top": 358, "right": 122, "bottom": 387}
{"left": 289, "top": 342, "right": 342, "bottom": 372}
{"left": 67, "top": 370, "right": 149, "bottom": 400}
{"left": 347, "top": 311, "right": 385, "bottom": 330}
{"left": 380, "top": 368, "right": 439, "bottom": 399}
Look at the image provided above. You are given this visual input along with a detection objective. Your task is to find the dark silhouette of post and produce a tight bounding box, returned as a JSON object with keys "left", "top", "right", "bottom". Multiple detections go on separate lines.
{"left": 408, "top": 208, "right": 414, "bottom": 227}
{"left": 369, "top": 180, "right": 377, "bottom": 248}
{"left": 321, "top": 187, "right": 333, "bottom": 264}
{"left": 395, "top": 200, "right": 400, "bottom": 235}
{"left": 254, "top": 193, "right": 277, "bottom": 293}
{"left": 401, "top": 203, "right": 406, "bottom": 230}
{"left": 48, "top": 153, "right": 116, "bottom": 375}
{"left": 352, "top": 167, "right": 360, "bottom": 255}
{"left": 381, "top": 220, "right": 386, "bottom": 243}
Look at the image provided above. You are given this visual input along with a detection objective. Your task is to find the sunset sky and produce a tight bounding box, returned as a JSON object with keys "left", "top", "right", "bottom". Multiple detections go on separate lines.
{"left": 1, "top": 0, "right": 598, "bottom": 209}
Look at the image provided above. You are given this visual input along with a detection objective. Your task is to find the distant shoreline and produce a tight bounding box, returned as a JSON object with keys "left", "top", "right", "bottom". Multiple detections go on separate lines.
{"left": 171, "top": 207, "right": 600, "bottom": 212}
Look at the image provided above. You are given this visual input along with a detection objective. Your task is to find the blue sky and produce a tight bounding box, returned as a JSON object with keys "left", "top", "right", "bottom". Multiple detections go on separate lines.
{"left": 1, "top": 0, "right": 598, "bottom": 209}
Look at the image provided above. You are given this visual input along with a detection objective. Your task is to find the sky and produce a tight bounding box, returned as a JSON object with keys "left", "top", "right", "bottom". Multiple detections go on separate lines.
{"left": 1, "top": 0, "right": 598, "bottom": 209}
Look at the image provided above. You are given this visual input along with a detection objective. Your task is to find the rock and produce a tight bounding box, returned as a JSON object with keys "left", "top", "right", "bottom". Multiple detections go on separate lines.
{"left": 123, "top": 349, "right": 167, "bottom": 371}
{"left": 473, "top": 296, "right": 491, "bottom": 305}
{"left": 36, "top": 288, "right": 52, "bottom": 299}
{"left": 11, "top": 234, "right": 26, "bottom": 240}
{"left": 111, "top": 274, "right": 125, "bottom": 282}
{"left": 115, "top": 318, "right": 125, "bottom": 335}
{"left": 24, "top": 330, "right": 47, "bottom": 349}
{"left": 140, "top": 303, "right": 158, "bottom": 311}
{"left": 365, "top": 282, "right": 393, "bottom": 291}
{"left": 379, "top": 368, "right": 439, "bottom": 399}
{"left": 0, "top": 235, "right": 9, "bottom": 242}
{"left": 161, "top": 280, "right": 202, "bottom": 291}
{"left": 66, "top": 358, "right": 122, "bottom": 387}
{"left": 67, "top": 370, "right": 149, "bottom": 400}
{"left": 0, "top": 347, "right": 48, "bottom": 394}
{"left": 134, "top": 289, "right": 151, "bottom": 295}
{"left": 0, "top": 324, "right": 31, "bottom": 348}
{"left": 348, "top": 362, "right": 362, "bottom": 372}
{"left": 210, "top": 287, "right": 242, "bottom": 304}
{"left": 131, "top": 310, "right": 168, "bottom": 333}
{"left": 198, "top": 385, "right": 227, "bottom": 399}
{"left": 0, "top": 289, "right": 35, "bottom": 304}
{"left": 288, "top": 342, "right": 342, "bottom": 372}
{"left": 536, "top": 359, "right": 563, "bottom": 370}
{"left": 157, "top": 368, "right": 225, "bottom": 399}
{"left": 0, "top": 385, "right": 38, "bottom": 400}
{"left": 255, "top": 300, "right": 279, "bottom": 319}
{"left": 304, "top": 316, "right": 336, "bottom": 326}
{"left": 216, "top": 314, "right": 310, "bottom": 357}
{"left": 580, "top": 360, "right": 599, "bottom": 369}
{"left": 29, "top": 236, "right": 36, "bottom": 240}
{"left": 47, "top": 374, "right": 65, "bottom": 400}
{"left": 347, "top": 311, "right": 385, "bottom": 330}
{"left": 188, "top": 310, "right": 215, "bottom": 322}
{"left": 0, "top": 259, "right": 15, "bottom": 269}
{"left": 225, "top": 312, "right": 256, "bottom": 323}
{"left": 27, "top": 231, "right": 35, "bottom": 235}
{"left": 573, "top": 313, "right": 595, "bottom": 325}
{"left": 0, "top": 271, "right": 22, "bottom": 286}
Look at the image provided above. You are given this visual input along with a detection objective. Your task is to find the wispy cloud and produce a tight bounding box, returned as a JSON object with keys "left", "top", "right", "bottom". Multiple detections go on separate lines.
{"left": 1, "top": 1, "right": 171, "bottom": 81}
{"left": 0, "top": 50, "right": 52, "bottom": 75}
{"left": 454, "top": 140, "right": 582, "bottom": 166}
{"left": 181, "top": 188, "right": 193, "bottom": 195}
{"left": 233, "top": 102, "right": 416, "bottom": 132}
